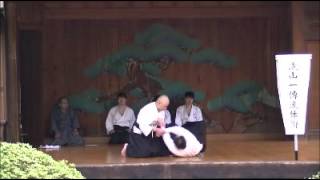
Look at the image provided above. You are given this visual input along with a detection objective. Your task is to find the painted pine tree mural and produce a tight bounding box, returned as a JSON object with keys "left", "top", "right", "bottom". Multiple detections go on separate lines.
{"left": 68, "top": 23, "right": 235, "bottom": 113}
{"left": 67, "top": 23, "right": 279, "bottom": 132}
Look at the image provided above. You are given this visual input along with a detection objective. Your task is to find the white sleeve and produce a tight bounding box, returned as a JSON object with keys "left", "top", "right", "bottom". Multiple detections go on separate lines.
{"left": 165, "top": 110, "right": 171, "bottom": 125}
{"left": 175, "top": 107, "right": 183, "bottom": 126}
{"left": 171, "top": 126, "right": 187, "bottom": 136}
{"left": 105, "top": 108, "right": 114, "bottom": 134}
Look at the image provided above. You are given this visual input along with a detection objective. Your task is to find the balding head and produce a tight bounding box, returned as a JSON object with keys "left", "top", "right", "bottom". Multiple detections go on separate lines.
{"left": 155, "top": 95, "right": 170, "bottom": 111}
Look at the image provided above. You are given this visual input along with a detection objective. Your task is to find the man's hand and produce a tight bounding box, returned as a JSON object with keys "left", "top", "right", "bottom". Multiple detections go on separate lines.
{"left": 157, "top": 117, "right": 165, "bottom": 128}
{"left": 155, "top": 127, "right": 166, "bottom": 137}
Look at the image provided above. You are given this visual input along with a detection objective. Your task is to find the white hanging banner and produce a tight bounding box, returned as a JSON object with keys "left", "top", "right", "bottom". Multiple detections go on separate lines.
{"left": 275, "top": 54, "right": 312, "bottom": 135}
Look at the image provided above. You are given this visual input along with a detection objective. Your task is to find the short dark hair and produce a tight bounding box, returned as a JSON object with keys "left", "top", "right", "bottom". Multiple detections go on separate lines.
{"left": 57, "top": 96, "right": 68, "bottom": 104}
{"left": 117, "top": 92, "right": 127, "bottom": 99}
{"left": 55, "top": 96, "right": 69, "bottom": 110}
{"left": 184, "top": 91, "right": 195, "bottom": 99}
{"left": 170, "top": 132, "right": 186, "bottom": 149}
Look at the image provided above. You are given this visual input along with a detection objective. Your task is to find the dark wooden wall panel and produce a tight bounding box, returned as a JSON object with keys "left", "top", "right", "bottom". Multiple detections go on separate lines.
{"left": 306, "top": 41, "right": 320, "bottom": 131}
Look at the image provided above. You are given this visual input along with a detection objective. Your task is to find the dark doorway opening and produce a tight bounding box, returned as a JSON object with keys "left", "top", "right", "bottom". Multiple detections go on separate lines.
{"left": 18, "top": 30, "right": 42, "bottom": 146}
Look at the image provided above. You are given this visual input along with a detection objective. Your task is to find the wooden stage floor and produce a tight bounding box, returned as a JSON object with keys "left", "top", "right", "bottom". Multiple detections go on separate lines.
{"left": 43, "top": 135, "right": 320, "bottom": 165}
{"left": 41, "top": 135, "right": 320, "bottom": 178}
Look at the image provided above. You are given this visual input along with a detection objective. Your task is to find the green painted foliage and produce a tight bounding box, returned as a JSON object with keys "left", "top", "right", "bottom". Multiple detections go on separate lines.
{"left": 131, "top": 97, "right": 150, "bottom": 115}
{"left": 76, "top": 23, "right": 238, "bottom": 114}
{"left": 129, "top": 87, "right": 144, "bottom": 98}
{"left": 147, "top": 74, "right": 205, "bottom": 101}
{"left": 257, "top": 88, "right": 280, "bottom": 108}
{"left": 207, "top": 80, "right": 278, "bottom": 113}
{"left": 113, "top": 44, "right": 146, "bottom": 60}
{"left": 68, "top": 89, "right": 106, "bottom": 113}
{"left": 134, "top": 23, "right": 200, "bottom": 49}
{"left": 147, "top": 43, "right": 189, "bottom": 62}
{"left": 84, "top": 23, "right": 235, "bottom": 80}
{"left": 191, "top": 48, "right": 236, "bottom": 68}
{"left": 140, "top": 63, "right": 162, "bottom": 76}
{"left": 105, "top": 58, "right": 127, "bottom": 76}
{"left": 84, "top": 58, "right": 104, "bottom": 78}
{"left": 224, "top": 81, "right": 262, "bottom": 97}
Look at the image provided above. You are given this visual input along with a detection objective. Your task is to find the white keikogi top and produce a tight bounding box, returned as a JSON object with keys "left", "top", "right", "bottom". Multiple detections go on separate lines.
{"left": 105, "top": 106, "right": 136, "bottom": 134}
{"left": 175, "top": 104, "right": 203, "bottom": 126}
{"left": 133, "top": 102, "right": 165, "bottom": 136}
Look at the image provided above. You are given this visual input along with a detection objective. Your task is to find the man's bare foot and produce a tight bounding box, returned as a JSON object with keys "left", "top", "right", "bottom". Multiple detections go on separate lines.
{"left": 121, "top": 143, "right": 128, "bottom": 157}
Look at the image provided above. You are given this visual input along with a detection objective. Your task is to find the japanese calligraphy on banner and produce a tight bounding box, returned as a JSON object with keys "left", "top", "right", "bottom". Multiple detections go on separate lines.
{"left": 275, "top": 54, "right": 312, "bottom": 135}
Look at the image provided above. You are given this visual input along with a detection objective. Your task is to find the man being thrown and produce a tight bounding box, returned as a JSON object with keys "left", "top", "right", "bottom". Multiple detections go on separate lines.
{"left": 121, "top": 95, "right": 171, "bottom": 157}
{"left": 175, "top": 91, "right": 206, "bottom": 152}
{"left": 162, "top": 126, "right": 203, "bottom": 157}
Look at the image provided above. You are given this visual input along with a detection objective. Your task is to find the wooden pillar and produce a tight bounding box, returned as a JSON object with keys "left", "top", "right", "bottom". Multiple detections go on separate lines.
{"left": 306, "top": 41, "right": 320, "bottom": 138}
{"left": 4, "top": 2, "right": 20, "bottom": 142}
{"left": 0, "top": 8, "right": 7, "bottom": 141}
{"left": 291, "top": 1, "right": 306, "bottom": 52}
{"left": 304, "top": 2, "right": 320, "bottom": 138}
{"left": 291, "top": 1, "right": 320, "bottom": 138}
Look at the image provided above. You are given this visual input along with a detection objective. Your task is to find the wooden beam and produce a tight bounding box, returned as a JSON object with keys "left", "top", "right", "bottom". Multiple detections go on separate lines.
{"left": 0, "top": 12, "right": 7, "bottom": 141}
{"left": 4, "top": 2, "right": 20, "bottom": 142}
{"left": 291, "top": 1, "right": 306, "bottom": 52}
{"left": 306, "top": 40, "right": 320, "bottom": 139}
{"left": 44, "top": 6, "right": 287, "bottom": 20}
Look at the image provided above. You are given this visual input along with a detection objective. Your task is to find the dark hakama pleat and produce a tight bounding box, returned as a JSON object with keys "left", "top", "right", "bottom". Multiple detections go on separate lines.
{"left": 126, "top": 132, "right": 171, "bottom": 157}
{"left": 182, "top": 121, "right": 206, "bottom": 152}
{"left": 109, "top": 125, "right": 129, "bottom": 144}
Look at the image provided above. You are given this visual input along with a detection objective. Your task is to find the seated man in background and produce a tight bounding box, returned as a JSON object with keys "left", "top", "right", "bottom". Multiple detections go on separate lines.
{"left": 51, "top": 96, "right": 84, "bottom": 146}
{"left": 105, "top": 92, "right": 136, "bottom": 144}
{"left": 175, "top": 91, "right": 206, "bottom": 152}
